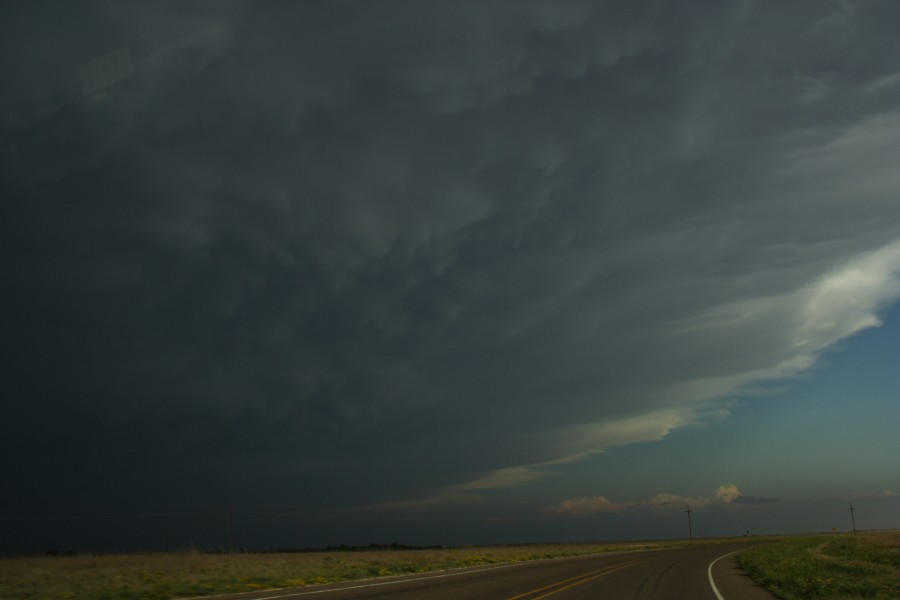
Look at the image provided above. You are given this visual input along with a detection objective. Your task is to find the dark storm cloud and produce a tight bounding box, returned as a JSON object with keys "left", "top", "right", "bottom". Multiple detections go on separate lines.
{"left": 732, "top": 495, "right": 781, "bottom": 505}
{"left": 4, "top": 0, "right": 900, "bottom": 519}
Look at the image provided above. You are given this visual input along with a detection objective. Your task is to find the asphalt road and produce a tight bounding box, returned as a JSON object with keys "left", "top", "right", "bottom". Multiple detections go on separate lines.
{"left": 198, "top": 543, "right": 777, "bottom": 600}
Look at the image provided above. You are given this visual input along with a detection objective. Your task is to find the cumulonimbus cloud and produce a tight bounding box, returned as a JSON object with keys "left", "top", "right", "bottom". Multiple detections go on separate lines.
{"left": 4, "top": 1, "right": 900, "bottom": 521}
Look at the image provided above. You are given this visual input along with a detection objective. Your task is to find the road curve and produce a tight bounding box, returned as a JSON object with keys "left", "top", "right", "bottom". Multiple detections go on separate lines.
{"left": 194, "top": 543, "right": 777, "bottom": 600}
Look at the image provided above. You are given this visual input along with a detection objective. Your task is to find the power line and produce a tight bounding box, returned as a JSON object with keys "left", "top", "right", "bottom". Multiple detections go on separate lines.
{"left": 0, "top": 511, "right": 227, "bottom": 522}
{"left": 0, "top": 509, "right": 537, "bottom": 523}
{"left": 1, "top": 507, "right": 626, "bottom": 524}
{"left": 236, "top": 510, "right": 525, "bottom": 522}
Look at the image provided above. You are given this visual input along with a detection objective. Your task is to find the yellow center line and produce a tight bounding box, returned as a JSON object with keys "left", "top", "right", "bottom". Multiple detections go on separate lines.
{"left": 505, "top": 558, "right": 645, "bottom": 600}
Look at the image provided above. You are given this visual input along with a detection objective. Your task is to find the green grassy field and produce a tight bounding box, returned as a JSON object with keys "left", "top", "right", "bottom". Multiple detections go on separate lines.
{"left": 737, "top": 531, "right": 900, "bottom": 599}
{"left": 0, "top": 539, "right": 730, "bottom": 600}
{"left": 8, "top": 533, "right": 895, "bottom": 600}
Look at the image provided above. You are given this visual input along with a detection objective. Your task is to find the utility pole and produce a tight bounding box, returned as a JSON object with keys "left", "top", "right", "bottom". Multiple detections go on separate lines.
{"left": 685, "top": 504, "right": 693, "bottom": 541}
{"left": 848, "top": 503, "right": 856, "bottom": 534}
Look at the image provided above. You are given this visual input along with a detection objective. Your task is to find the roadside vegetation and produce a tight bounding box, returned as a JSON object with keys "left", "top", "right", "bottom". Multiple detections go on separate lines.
{"left": 1, "top": 538, "right": 736, "bottom": 600}
{"left": 738, "top": 531, "right": 900, "bottom": 599}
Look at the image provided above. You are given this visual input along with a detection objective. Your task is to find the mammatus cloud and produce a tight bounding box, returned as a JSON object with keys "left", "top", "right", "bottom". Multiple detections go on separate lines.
{"left": 546, "top": 485, "right": 780, "bottom": 517}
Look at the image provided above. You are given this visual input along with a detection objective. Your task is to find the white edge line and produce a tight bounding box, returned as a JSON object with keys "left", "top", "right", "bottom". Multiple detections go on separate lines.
{"left": 707, "top": 550, "right": 739, "bottom": 600}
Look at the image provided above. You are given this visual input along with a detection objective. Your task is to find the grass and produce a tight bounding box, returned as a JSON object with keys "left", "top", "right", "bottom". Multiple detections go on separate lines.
{"left": 0, "top": 539, "right": 733, "bottom": 600}
{"left": 737, "top": 531, "right": 900, "bottom": 599}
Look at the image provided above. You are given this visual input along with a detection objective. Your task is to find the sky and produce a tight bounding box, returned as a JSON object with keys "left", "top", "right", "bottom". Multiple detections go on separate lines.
{"left": 2, "top": 0, "right": 899, "bottom": 554}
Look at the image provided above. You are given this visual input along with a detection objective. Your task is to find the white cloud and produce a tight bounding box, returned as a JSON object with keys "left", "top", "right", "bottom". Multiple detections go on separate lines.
{"left": 551, "top": 496, "right": 618, "bottom": 517}
{"left": 714, "top": 484, "right": 741, "bottom": 504}
{"left": 451, "top": 465, "right": 556, "bottom": 492}
{"left": 850, "top": 489, "right": 900, "bottom": 499}
{"left": 547, "top": 484, "right": 753, "bottom": 517}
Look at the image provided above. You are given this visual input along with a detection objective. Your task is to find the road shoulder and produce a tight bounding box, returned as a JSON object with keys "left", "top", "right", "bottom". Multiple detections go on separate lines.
{"left": 711, "top": 552, "right": 779, "bottom": 600}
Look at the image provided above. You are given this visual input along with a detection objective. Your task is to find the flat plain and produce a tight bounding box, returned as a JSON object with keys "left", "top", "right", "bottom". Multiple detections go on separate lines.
{"left": 7, "top": 533, "right": 896, "bottom": 600}
{"left": 0, "top": 538, "right": 739, "bottom": 600}
{"left": 738, "top": 531, "right": 900, "bottom": 599}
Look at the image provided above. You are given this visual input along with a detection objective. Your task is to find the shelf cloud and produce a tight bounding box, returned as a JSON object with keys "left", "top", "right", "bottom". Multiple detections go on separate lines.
{"left": 3, "top": 1, "right": 900, "bottom": 548}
